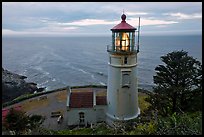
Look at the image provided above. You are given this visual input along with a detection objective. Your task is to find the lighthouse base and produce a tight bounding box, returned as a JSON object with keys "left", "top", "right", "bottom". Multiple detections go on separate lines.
{"left": 106, "top": 108, "right": 140, "bottom": 127}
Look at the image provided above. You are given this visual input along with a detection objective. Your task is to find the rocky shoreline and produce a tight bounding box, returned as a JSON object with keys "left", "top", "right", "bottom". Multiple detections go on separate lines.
{"left": 2, "top": 68, "right": 45, "bottom": 103}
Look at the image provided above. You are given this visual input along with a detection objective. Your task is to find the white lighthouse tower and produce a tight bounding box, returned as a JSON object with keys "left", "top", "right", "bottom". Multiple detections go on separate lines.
{"left": 106, "top": 13, "right": 140, "bottom": 125}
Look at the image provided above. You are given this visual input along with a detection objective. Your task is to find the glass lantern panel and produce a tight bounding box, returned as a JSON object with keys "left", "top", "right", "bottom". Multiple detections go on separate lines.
{"left": 132, "top": 32, "right": 135, "bottom": 51}
{"left": 129, "top": 32, "right": 132, "bottom": 49}
{"left": 121, "top": 32, "right": 130, "bottom": 51}
{"left": 114, "top": 32, "right": 120, "bottom": 51}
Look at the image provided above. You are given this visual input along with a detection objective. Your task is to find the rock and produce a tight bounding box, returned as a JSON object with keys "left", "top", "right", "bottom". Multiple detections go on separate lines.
{"left": 19, "top": 75, "right": 27, "bottom": 79}
{"left": 28, "top": 82, "right": 37, "bottom": 86}
{"left": 97, "top": 72, "right": 104, "bottom": 76}
{"left": 37, "top": 87, "right": 45, "bottom": 93}
{"left": 2, "top": 68, "right": 41, "bottom": 103}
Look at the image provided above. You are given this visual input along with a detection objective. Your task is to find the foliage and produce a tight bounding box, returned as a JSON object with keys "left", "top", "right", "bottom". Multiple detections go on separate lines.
{"left": 128, "top": 111, "right": 202, "bottom": 135}
{"left": 13, "top": 93, "right": 33, "bottom": 101}
{"left": 146, "top": 50, "right": 202, "bottom": 116}
{"left": 30, "top": 127, "right": 53, "bottom": 135}
{"left": 3, "top": 108, "right": 30, "bottom": 135}
{"left": 138, "top": 92, "right": 151, "bottom": 114}
{"left": 29, "top": 115, "right": 45, "bottom": 129}
{"left": 3, "top": 108, "right": 45, "bottom": 135}
{"left": 155, "top": 111, "right": 202, "bottom": 135}
{"left": 55, "top": 123, "right": 114, "bottom": 135}
{"left": 129, "top": 120, "right": 157, "bottom": 135}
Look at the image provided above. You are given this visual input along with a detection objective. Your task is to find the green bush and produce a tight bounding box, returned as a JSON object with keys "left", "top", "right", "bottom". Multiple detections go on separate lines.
{"left": 156, "top": 111, "right": 202, "bottom": 135}
{"left": 127, "top": 111, "right": 202, "bottom": 135}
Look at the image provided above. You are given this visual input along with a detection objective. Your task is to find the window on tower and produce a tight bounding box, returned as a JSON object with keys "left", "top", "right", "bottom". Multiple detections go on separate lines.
{"left": 124, "top": 57, "right": 128, "bottom": 64}
{"left": 121, "top": 71, "right": 130, "bottom": 88}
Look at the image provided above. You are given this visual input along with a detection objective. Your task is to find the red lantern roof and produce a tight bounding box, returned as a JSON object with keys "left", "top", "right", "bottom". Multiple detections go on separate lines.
{"left": 111, "top": 14, "right": 136, "bottom": 31}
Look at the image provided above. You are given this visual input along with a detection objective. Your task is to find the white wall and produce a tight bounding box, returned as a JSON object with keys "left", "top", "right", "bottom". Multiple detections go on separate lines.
{"left": 67, "top": 108, "right": 96, "bottom": 126}
{"left": 107, "top": 54, "right": 139, "bottom": 121}
{"left": 95, "top": 105, "right": 107, "bottom": 122}
{"left": 67, "top": 106, "right": 107, "bottom": 126}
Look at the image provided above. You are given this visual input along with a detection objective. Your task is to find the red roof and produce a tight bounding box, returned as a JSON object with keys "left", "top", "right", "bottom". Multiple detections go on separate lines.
{"left": 96, "top": 96, "right": 107, "bottom": 105}
{"left": 69, "top": 92, "right": 93, "bottom": 108}
{"left": 111, "top": 14, "right": 136, "bottom": 31}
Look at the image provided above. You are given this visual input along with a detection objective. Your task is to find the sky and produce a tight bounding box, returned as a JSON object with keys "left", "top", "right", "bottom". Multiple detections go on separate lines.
{"left": 2, "top": 2, "right": 202, "bottom": 36}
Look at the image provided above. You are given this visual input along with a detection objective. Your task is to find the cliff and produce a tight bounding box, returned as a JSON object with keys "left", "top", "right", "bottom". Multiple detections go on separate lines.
{"left": 2, "top": 68, "right": 44, "bottom": 103}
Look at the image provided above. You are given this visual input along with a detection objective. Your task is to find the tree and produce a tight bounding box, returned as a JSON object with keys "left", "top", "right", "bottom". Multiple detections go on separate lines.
{"left": 3, "top": 108, "right": 30, "bottom": 135}
{"left": 3, "top": 108, "right": 45, "bottom": 135}
{"left": 146, "top": 50, "right": 202, "bottom": 116}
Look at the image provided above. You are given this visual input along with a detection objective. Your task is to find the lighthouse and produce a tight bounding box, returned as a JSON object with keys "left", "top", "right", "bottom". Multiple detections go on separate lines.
{"left": 106, "top": 13, "right": 140, "bottom": 125}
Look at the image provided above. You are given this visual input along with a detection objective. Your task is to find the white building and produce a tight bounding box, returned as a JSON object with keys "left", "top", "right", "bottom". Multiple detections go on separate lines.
{"left": 67, "top": 13, "right": 140, "bottom": 127}
{"left": 66, "top": 87, "right": 107, "bottom": 127}
{"left": 106, "top": 13, "right": 140, "bottom": 126}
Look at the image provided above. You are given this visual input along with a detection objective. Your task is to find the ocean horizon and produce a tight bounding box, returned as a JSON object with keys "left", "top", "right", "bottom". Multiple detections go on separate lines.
{"left": 2, "top": 35, "right": 202, "bottom": 91}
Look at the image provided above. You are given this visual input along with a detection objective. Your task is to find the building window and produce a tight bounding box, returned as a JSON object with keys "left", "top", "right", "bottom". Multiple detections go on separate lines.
{"left": 124, "top": 57, "right": 128, "bottom": 64}
{"left": 122, "top": 71, "right": 130, "bottom": 88}
{"left": 79, "top": 112, "right": 85, "bottom": 124}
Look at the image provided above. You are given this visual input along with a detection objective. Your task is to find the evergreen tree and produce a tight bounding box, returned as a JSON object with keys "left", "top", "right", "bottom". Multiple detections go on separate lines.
{"left": 146, "top": 50, "right": 202, "bottom": 116}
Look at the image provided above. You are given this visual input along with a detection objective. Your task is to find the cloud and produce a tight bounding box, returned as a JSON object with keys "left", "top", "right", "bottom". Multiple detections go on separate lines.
{"left": 2, "top": 29, "right": 19, "bottom": 35}
{"left": 58, "top": 19, "right": 119, "bottom": 26}
{"left": 126, "top": 11, "right": 149, "bottom": 16}
{"left": 142, "top": 29, "right": 202, "bottom": 36}
{"left": 2, "top": 2, "right": 201, "bottom": 36}
{"left": 155, "top": 25, "right": 168, "bottom": 28}
{"left": 164, "top": 12, "right": 202, "bottom": 20}
{"left": 56, "top": 17, "right": 178, "bottom": 27}
{"left": 2, "top": 17, "right": 178, "bottom": 36}
{"left": 2, "top": 26, "right": 78, "bottom": 36}
{"left": 126, "top": 18, "right": 178, "bottom": 26}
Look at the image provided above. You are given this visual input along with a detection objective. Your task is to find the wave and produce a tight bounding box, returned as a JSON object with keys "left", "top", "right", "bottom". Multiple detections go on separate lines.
{"left": 77, "top": 68, "right": 89, "bottom": 74}
{"left": 43, "top": 45, "right": 67, "bottom": 62}
{"left": 52, "top": 78, "right": 56, "bottom": 82}
{"left": 67, "top": 63, "right": 97, "bottom": 81}
{"left": 95, "top": 71, "right": 108, "bottom": 78}
{"left": 49, "top": 51, "right": 66, "bottom": 61}
{"left": 28, "top": 51, "right": 45, "bottom": 65}
{"left": 33, "top": 66, "right": 50, "bottom": 76}
{"left": 91, "top": 74, "right": 95, "bottom": 79}
{"left": 22, "top": 69, "right": 28, "bottom": 75}
{"left": 38, "top": 80, "right": 49, "bottom": 86}
{"left": 99, "top": 82, "right": 106, "bottom": 86}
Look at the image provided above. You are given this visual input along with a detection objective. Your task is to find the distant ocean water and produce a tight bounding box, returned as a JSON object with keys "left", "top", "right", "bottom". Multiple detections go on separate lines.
{"left": 2, "top": 35, "right": 202, "bottom": 91}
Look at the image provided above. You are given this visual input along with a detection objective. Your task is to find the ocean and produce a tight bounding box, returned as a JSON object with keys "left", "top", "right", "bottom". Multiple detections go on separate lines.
{"left": 2, "top": 35, "right": 202, "bottom": 91}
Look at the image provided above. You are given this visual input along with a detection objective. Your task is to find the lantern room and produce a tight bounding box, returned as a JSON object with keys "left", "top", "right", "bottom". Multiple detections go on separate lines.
{"left": 108, "top": 14, "right": 137, "bottom": 54}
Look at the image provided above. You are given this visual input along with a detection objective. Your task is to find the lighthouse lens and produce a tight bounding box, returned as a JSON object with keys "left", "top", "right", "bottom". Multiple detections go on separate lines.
{"left": 121, "top": 33, "right": 129, "bottom": 51}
